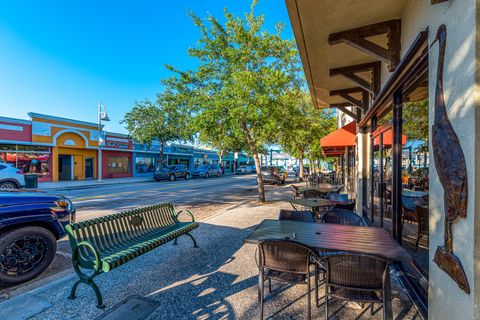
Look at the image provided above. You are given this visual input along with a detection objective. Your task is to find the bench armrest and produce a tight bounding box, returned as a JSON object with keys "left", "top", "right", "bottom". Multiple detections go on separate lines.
{"left": 72, "top": 241, "right": 102, "bottom": 276}
{"left": 175, "top": 209, "right": 195, "bottom": 222}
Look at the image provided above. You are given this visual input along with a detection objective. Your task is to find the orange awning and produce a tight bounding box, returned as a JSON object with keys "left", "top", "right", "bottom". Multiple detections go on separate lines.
{"left": 320, "top": 121, "right": 356, "bottom": 148}
{"left": 373, "top": 129, "right": 407, "bottom": 146}
{"left": 321, "top": 121, "right": 357, "bottom": 157}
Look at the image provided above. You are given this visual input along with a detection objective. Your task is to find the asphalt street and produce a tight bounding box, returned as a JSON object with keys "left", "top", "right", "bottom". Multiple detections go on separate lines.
{"left": 58, "top": 174, "right": 263, "bottom": 220}
{"left": 0, "top": 174, "right": 286, "bottom": 296}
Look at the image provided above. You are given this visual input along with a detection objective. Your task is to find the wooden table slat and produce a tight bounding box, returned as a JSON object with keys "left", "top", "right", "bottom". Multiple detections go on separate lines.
{"left": 244, "top": 219, "right": 410, "bottom": 262}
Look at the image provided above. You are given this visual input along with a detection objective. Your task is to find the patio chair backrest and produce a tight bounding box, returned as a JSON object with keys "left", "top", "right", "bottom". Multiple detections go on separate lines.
{"left": 416, "top": 205, "right": 429, "bottom": 234}
{"left": 303, "top": 189, "right": 325, "bottom": 199}
{"left": 322, "top": 209, "right": 366, "bottom": 226}
{"left": 278, "top": 209, "right": 315, "bottom": 223}
{"left": 290, "top": 185, "right": 300, "bottom": 198}
{"left": 258, "top": 239, "right": 318, "bottom": 274}
{"left": 333, "top": 201, "right": 356, "bottom": 211}
{"left": 326, "top": 193, "right": 348, "bottom": 202}
{"left": 325, "top": 253, "right": 389, "bottom": 290}
{"left": 402, "top": 196, "right": 416, "bottom": 212}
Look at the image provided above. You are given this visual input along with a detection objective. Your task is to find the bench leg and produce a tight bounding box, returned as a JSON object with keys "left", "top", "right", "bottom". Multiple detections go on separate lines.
{"left": 68, "top": 280, "right": 81, "bottom": 300}
{"left": 68, "top": 277, "right": 105, "bottom": 309}
{"left": 173, "top": 233, "right": 198, "bottom": 248}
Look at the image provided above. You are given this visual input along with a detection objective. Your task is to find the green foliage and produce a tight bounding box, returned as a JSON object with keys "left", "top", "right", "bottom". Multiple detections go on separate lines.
{"left": 122, "top": 99, "right": 191, "bottom": 147}
{"left": 377, "top": 100, "right": 428, "bottom": 149}
{"left": 278, "top": 91, "right": 336, "bottom": 169}
{"left": 403, "top": 100, "right": 429, "bottom": 144}
{"left": 158, "top": 1, "right": 301, "bottom": 201}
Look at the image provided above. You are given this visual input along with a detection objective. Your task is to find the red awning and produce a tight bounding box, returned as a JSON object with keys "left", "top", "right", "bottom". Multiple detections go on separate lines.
{"left": 373, "top": 129, "right": 407, "bottom": 145}
{"left": 320, "top": 121, "right": 356, "bottom": 148}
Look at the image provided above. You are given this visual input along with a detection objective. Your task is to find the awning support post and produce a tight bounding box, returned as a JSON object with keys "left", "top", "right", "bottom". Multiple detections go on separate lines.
{"left": 370, "top": 117, "right": 377, "bottom": 224}
{"left": 392, "top": 89, "right": 403, "bottom": 244}
{"left": 379, "top": 133, "right": 384, "bottom": 227}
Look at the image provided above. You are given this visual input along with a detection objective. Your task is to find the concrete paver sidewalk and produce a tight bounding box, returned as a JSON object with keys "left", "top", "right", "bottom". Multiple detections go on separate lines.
{"left": 0, "top": 188, "right": 419, "bottom": 320}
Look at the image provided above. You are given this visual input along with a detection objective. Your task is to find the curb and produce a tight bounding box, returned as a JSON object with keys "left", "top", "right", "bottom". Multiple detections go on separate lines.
{"left": 36, "top": 179, "right": 153, "bottom": 191}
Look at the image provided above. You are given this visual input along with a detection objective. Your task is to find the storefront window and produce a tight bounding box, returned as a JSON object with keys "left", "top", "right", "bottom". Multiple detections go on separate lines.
{"left": 108, "top": 157, "right": 130, "bottom": 174}
{"left": 0, "top": 145, "right": 51, "bottom": 176}
{"left": 135, "top": 157, "right": 155, "bottom": 173}
{"left": 168, "top": 158, "right": 189, "bottom": 166}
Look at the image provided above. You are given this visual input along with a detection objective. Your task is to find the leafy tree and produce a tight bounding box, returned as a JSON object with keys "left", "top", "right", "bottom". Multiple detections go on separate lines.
{"left": 279, "top": 91, "right": 336, "bottom": 178}
{"left": 122, "top": 98, "right": 192, "bottom": 169}
{"left": 159, "top": 1, "right": 301, "bottom": 202}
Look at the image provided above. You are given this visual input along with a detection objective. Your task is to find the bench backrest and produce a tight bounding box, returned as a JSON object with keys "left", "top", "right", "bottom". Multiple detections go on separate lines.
{"left": 66, "top": 203, "right": 178, "bottom": 253}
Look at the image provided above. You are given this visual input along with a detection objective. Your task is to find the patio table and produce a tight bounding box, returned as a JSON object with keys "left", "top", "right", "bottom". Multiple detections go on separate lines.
{"left": 245, "top": 219, "right": 411, "bottom": 320}
{"left": 298, "top": 184, "right": 342, "bottom": 194}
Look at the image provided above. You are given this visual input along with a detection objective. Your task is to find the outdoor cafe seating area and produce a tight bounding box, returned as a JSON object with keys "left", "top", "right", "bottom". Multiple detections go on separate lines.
{"left": 242, "top": 180, "right": 416, "bottom": 319}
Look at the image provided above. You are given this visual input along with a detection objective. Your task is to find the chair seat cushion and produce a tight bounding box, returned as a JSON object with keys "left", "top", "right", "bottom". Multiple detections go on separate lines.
{"left": 330, "top": 287, "right": 381, "bottom": 303}
{"left": 100, "top": 222, "right": 198, "bottom": 272}
{"left": 265, "top": 269, "right": 307, "bottom": 284}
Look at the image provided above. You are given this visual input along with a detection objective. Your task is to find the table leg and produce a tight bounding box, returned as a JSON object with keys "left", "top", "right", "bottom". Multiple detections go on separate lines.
{"left": 384, "top": 266, "right": 393, "bottom": 320}
{"left": 290, "top": 202, "right": 298, "bottom": 211}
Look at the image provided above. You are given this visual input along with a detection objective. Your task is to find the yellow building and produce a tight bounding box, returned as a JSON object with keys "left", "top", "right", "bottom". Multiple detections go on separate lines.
{"left": 29, "top": 113, "right": 100, "bottom": 181}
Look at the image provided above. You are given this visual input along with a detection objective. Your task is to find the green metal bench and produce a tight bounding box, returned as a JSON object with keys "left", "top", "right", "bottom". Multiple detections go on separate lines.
{"left": 65, "top": 202, "right": 199, "bottom": 308}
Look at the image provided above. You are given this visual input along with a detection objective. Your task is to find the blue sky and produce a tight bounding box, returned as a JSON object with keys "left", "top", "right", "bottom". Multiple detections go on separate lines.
{"left": 0, "top": 1, "right": 293, "bottom": 133}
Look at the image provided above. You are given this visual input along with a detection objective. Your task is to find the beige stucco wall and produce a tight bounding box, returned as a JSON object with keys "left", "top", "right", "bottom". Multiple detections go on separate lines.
{"left": 398, "top": 0, "right": 477, "bottom": 319}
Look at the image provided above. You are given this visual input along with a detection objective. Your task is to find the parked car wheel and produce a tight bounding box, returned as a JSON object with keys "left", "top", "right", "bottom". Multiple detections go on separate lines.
{"left": 216, "top": 172, "right": 220, "bottom": 177}
{"left": 185, "top": 173, "right": 191, "bottom": 180}
{"left": 205, "top": 172, "right": 210, "bottom": 178}
{"left": 154, "top": 178, "right": 161, "bottom": 182}
{"left": 0, "top": 181, "right": 17, "bottom": 190}
{"left": 0, "top": 226, "right": 57, "bottom": 284}
{"left": 169, "top": 174, "right": 176, "bottom": 182}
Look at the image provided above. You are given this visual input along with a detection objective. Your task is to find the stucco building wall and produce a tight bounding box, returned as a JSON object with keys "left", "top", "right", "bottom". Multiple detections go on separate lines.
{"left": 397, "top": 0, "right": 477, "bottom": 319}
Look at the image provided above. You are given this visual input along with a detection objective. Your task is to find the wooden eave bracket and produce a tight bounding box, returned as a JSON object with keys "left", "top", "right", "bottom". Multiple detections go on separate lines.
{"left": 329, "top": 20, "right": 401, "bottom": 72}
{"left": 330, "top": 87, "right": 369, "bottom": 113}
{"left": 330, "top": 62, "right": 381, "bottom": 96}
{"left": 332, "top": 104, "right": 357, "bottom": 119}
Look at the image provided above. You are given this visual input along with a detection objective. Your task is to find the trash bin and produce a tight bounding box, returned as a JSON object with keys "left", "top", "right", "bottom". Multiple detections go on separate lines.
{"left": 24, "top": 174, "right": 39, "bottom": 189}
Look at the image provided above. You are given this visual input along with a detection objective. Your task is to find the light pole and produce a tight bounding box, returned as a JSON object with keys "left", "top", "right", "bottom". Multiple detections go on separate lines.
{"left": 97, "top": 102, "right": 110, "bottom": 181}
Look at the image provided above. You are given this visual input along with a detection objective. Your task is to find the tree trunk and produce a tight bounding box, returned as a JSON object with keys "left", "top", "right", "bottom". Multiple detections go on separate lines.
{"left": 252, "top": 151, "right": 265, "bottom": 202}
{"left": 159, "top": 142, "right": 165, "bottom": 169}
{"left": 299, "top": 150, "right": 304, "bottom": 179}
{"left": 241, "top": 123, "right": 265, "bottom": 202}
{"left": 217, "top": 150, "right": 224, "bottom": 166}
{"left": 385, "top": 149, "right": 391, "bottom": 180}
{"left": 309, "top": 158, "right": 314, "bottom": 174}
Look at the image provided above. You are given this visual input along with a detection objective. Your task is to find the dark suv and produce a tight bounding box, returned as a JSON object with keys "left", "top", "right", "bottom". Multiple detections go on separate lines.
{"left": 0, "top": 192, "right": 75, "bottom": 284}
{"left": 154, "top": 164, "right": 191, "bottom": 182}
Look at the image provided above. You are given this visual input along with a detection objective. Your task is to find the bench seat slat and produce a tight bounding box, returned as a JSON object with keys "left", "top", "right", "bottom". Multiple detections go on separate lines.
{"left": 66, "top": 203, "right": 198, "bottom": 273}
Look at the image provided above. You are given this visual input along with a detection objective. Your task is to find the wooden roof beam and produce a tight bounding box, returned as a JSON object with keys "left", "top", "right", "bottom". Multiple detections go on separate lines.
{"left": 335, "top": 105, "right": 357, "bottom": 119}
{"left": 328, "top": 20, "right": 401, "bottom": 72}
{"left": 330, "top": 87, "right": 369, "bottom": 113}
{"left": 330, "top": 62, "right": 381, "bottom": 96}
{"left": 432, "top": 0, "right": 448, "bottom": 4}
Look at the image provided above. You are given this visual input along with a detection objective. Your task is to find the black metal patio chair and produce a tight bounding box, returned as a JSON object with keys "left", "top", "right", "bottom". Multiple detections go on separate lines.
{"left": 321, "top": 208, "right": 367, "bottom": 226}
{"left": 303, "top": 189, "right": 326, "bottom": 199}
{"left": 323, "top": 252, "right": 391, "bottom": 319}
{"left": 257, "top": 239, "right": 322, "bottom": 320}
{"left": 279, "top": 209, "right": 315, "bottom": 223}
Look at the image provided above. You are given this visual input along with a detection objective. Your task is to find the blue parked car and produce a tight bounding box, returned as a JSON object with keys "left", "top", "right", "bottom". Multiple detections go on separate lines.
{"left": 0, "top": 192, "right": 75, "bottom": 284}
{"left": 192, "top": 165, "right": 221, "bottom": 178}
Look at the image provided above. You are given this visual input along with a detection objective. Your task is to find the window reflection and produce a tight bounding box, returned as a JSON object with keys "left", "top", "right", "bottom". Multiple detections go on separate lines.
{"left": 0, "top": 144, "right": 50, "bottom": 177}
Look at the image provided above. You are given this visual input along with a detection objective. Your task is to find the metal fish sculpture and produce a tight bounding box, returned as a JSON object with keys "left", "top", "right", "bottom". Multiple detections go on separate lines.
{"left": 431, "top": 24, "right": 469, "bottom": 293}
